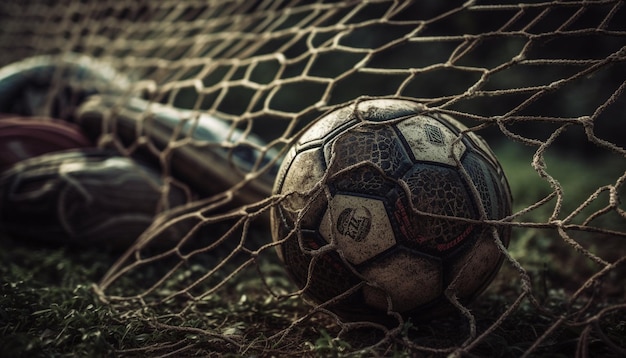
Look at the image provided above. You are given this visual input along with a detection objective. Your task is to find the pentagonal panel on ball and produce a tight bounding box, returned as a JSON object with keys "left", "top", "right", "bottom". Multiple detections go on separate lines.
{"left": 395, "top": 115, "right": 466, "bottom": 166}
{"left": 323, "top": 124, "right": 413, "bottom": 178}
{"left": 278, "top": 147, "right": 326, "bottom": 210}
{"left": 319, "top": 194, "right": 396, "bottom": 265}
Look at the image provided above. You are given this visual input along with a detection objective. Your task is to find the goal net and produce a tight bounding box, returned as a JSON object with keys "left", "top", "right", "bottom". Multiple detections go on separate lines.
{"left": 1, "top": 0, "right": 624, "bottom": 356}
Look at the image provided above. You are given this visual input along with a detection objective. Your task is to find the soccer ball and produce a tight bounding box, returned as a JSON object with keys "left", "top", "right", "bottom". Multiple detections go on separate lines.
{"left": 270, "top": 99, "right": 512, "bottom": 322}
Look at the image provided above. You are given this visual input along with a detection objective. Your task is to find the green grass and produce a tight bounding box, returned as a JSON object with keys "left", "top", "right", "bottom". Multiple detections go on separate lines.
{"left": 1, "top": 142, "right": 624, "bottom": 356}
{"left": 0, "top": 243, "right": 118, "bottom": 356}
{"left": 496, "top": 143, "right": 626, "bottom": 294}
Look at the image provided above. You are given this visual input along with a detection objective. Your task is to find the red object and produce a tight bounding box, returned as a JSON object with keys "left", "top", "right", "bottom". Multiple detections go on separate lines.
{"left": 0, "top": 115, "right": 92, "bottom": 171}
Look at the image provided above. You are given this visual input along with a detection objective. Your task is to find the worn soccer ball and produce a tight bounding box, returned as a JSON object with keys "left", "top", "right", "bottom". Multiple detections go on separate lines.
{"left": 271, "top": 99, "right": 512, "bottom": 322}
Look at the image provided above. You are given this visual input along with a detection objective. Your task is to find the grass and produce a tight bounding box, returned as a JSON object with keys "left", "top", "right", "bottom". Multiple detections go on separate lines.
{"left": 0, "top": 243, "right": 118, "bottom": 356}
{"left": 1, "top": 141, "right": 625, "bottom": 356}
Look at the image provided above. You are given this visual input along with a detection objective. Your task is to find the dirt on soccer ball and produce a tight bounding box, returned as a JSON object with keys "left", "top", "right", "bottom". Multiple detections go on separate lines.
{"left": 271, "top": 99, "right": 512, "bottom": 323}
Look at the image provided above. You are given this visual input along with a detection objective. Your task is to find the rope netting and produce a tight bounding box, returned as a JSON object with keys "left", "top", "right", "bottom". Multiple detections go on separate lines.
{"left": 1, "top": 0, "right": 625, "bottom": 356}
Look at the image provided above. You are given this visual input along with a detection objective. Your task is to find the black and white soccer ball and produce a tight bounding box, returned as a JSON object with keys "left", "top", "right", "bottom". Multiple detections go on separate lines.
{"left": 271, "top": 99, "right": 512, "bottom": 322}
